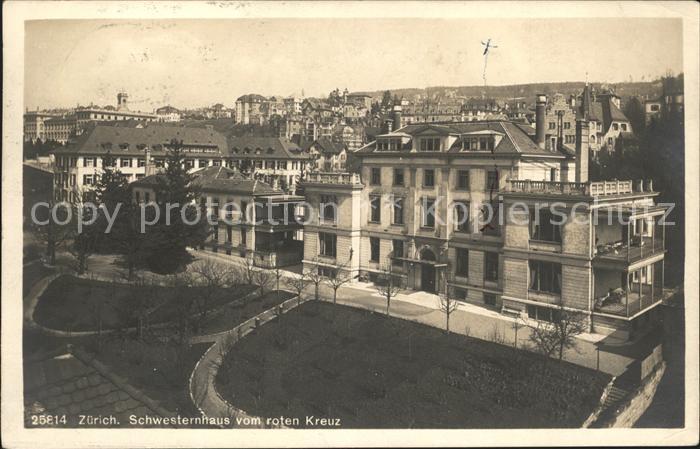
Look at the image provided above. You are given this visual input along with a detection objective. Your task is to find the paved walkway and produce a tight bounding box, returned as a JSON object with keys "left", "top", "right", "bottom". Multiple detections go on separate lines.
{"left": 36, "top": 249, "right": 642, "bottom": 376}
{"left": 190, "top": 249, "right": 637, "bottom": 376}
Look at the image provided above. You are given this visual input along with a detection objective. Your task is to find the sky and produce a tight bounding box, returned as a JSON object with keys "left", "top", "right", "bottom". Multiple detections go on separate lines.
{"left": 25, "top": 18, "right": 683, "bottom": 111}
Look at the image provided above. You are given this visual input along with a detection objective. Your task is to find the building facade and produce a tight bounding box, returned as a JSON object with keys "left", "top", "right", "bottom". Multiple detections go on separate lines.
{"left": 300, "top": 103, "right": 667, "bottom": 338}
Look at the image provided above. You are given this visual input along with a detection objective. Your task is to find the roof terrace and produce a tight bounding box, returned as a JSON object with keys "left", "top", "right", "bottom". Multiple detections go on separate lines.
{"left": 302, "top": 172, "right": 363, "bottom": 186}
{"left": 506, "top": 179, "right": 655, "bottom": 197}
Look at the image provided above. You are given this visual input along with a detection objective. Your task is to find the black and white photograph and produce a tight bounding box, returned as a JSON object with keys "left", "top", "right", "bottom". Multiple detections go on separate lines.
{"left": 2, "top": 1, "right": 698, "bottom": 447}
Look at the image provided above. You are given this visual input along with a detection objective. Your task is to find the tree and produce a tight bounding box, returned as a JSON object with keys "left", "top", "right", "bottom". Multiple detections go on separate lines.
{"left": 380, "top": 90, "right": 392, "bottom": 110}
{"left": 284, "top": 271, "right": 310, "bottom": 307}
{"left": 526, "top": 303, "right": 587, "bottom": 362}
{"left": 31, "top": 197, "right": 72, "bottom": 265}
{"left": 375, "top": 262, "right": 401, "bottom": 316}
{"left": 190, "top": 258, "right": 231, "bottom": 328}
{"left": 148, "top": 140, "right": 211, "bottom": 273}
{"left": 252, "top": 265, "right": 274, "bottom": 299}
{"left": 438, "top": 272, "right": 458, "bottom": 334}
{"left": 304, "top": 259, "right": 324, "bottom": 301}
{"left": 67, "top": 190, "right": 100, "bottom": 274}
{"left": 623, "top": 97, "right": 646, "bottom": 136}
{"left": 324, "top": 259, "right": 353, "bottom": 311}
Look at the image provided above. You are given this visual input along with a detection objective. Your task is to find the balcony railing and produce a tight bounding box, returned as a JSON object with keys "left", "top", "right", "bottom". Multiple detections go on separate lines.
{"left": 595, "top": 235, "right": 665, "bottom": 263}
{"left": 507, "top": 179, "right": 650, "bottom": 197}
{"left": 303, "top": 172, "right": 362, "bottom": 185}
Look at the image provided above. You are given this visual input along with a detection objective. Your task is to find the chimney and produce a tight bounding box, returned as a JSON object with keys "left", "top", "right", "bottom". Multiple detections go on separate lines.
{"left": 535, "top": 94, "right": 547, "bottom": 149}
{"left": 392, "top": 105, "right": 402, "bottom": 131}
{"left": 575, "top": 119, "right": 589, "bottom": 183}
{"left": 144, "top": 146, "right": 155, "bottom": 176}
{"left": 383, "top": 118, "right": 393, "bottom": 134}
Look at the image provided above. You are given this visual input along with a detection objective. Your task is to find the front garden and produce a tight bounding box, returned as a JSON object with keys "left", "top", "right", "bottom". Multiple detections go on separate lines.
{"left": 215, "top": 301, "right": 611, "bottom": 428}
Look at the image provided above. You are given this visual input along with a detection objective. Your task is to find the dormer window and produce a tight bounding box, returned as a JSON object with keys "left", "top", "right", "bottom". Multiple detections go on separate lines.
{"left": 419, "top": 137, "right": 441, "bottom": 152}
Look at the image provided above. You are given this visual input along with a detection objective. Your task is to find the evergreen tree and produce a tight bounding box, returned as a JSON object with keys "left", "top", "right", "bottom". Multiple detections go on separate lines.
{"left": 147, "top": 140, "right": 210, "bottom": 273}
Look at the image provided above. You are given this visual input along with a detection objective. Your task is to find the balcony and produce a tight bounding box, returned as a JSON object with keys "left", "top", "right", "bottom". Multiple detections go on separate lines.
{"left": 593, "top": 260, "right": 664, "bottom": 318}
{"left": 506, "top": 179, "right": 653, "bottom": 197}
{"left": 303, "top": 172, "right": 362, "bottom": 185}
{"left": 594, "top": 215, "right": 665, "bottom": 265}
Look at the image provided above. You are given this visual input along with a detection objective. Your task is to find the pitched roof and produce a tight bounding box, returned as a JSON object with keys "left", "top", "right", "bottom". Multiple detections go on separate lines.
{"left": 227, "top": 136, "right": 311, "bottom": 160}
{"left": 54, "top": 123, "right": 228, "bottom": 156}
{"left": 356, "top": 120, "right": 568, "bottom": 158}
{"left": 24, "top": 348, "right": 172, "bottom": 427}
{"left": 190, "top": 166, "right": 279, "bottom": 195}
{"left": 236, "top": 94, "right": 266, "bottom": 103}
{"left": 310, "top": 138, "right": 346, "bottom": 155}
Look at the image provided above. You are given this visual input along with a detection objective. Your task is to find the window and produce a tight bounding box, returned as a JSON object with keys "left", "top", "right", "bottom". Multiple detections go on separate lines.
{"left": 83, "top": 157, "right": 96, "bottom": 167}
{"left": 486, "top": 170, "right": 499, "bottom": 191}
{"left": 185, "top": 159, "right": 194, "bottom": 170}
{"left": 213, "top": 160, "right": 221, "bottom": 167}
{"left": 145, "top": 192, "right": 150, "bottom": 203}
{"left": 527, "top": 304, "right": 561, "bottom": 323}
{"left": 423, "top": 169, "right": 435, "bottom": 187}
{"left": 370, "top": 237, "right": 380, "bottom": 262}
{"left": 548, "top": 122, "right": 556, "bottom": 129}
{"left": 550, "top": 168, "right": 557, "bottom": 181}
{"left": 621, "top": 123, "right": 628, "bottom": 131}
{"left": 393, "top": 168, "right": 404, "bottom": 186}
{"left": 455, "top": 288, "right": 467, "bottom": 300}
{"left": 320, "top": 194, "right": 337, "bottom": 223}
{"left": 70, "top": 174, "right": 76, "bottom": 186}
{"left": 319, "top": 232, "right": 337, "bottom": 257}
{"left": 650, "top": 104, "right": 660, "bottom": 112}
{"left": 457, "top": 170, "right": 469, "bottom": 190}
{"left": 419, "top": 137, "right": 441, "bottom": 152}
{"left": 456, "top": 248, "right": 469, "bottom": 276}
{"left": 613, "top": 123, "right": 619, "bottom": 131}
{"left": 453, "top": 201, "right": 469, "bottom": 232}
{"left": 565, "top": 135, "right": 575, "bottom": 144}
{"left": 392, "top": 196, "right": 404, "bottom": 225}
{"left": 607, "top": 137, "right": 613, "bottom": 146}
{"left": 240, "top": 201, "right": 248, "bottom": 223}
{"left": 484, "top": 252, "right": 499, "bottom": 282}
{"left": 370, "top": 167, "right": 381, "bottom": 185}
{"left": 530, "top": 208, "right": 563, "bottom": 242}
{"left": 484, "top": 293, "right": 497, "bottom": 306}
{"left": 199, "top": 159, "right": 208, "bottom": 168}
{"left": 82, "top": 174, "right": 94, "bottom": 185}
{"left": 422, "top": 197, "right": 436, "bottom": 228}
{"left": 563, "top": 122, "right": 571, "bottom": 129}
{"left": 529, "top": 260, "right": 562, "bottom": 294}
{"left": 370, "top": 195, "right": 381, "bottom": 223}
{"left": 137, "top": 158, "right": 146, "bottom": 167}
{"left": 392, "top": 239, "right": 404, "bottom": 260}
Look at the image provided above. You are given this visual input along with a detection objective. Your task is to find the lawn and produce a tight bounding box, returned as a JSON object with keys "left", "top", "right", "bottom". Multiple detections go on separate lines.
{"left": 33, "top": 275, "right": 256, "bottom": 332}
{"left": 23, "top": 261, "right": 55, "bottom": 298}
{"left": 215, "top": 302, "right": 611, "bottom": 428}
{"left": 197, "top": 290, "right": 297, "bottom": 335}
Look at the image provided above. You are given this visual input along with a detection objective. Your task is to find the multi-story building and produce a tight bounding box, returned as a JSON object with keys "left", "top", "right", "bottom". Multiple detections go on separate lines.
{"left": 305, "top": 138, "right": 348, "bottom": 172}
{"left": 155, "top": 105, "right": 181, "bottom": 122}
{"left": 74, "top": 93, "right": 159, "bottom": 132}
{"left": 43, "top": 116, "right": 77, "bottom": 144}
{"left": 284, "top": 97, "right": 303, "bottom": 115}
{"left": 227, "top": 136, "right": 315, "bottom": 193}
{"left": 23, "top": 111, "right": 60, "bottom": 142}
{"left": 644, "top": 76, "right": 684, "bottom": 125}
{"left": 235, "top": 94, "right": 266, "bottom": 125}
{"left": 300, "top": 96, "right": 668, "bottom": 339}
{"left": 542, "top": 93, "right": 578, "bottom": 152}
{"left": 50, "top": 123, "right": 228, "bottom": 202}
{"left": 131, "top": 166, "right": 305, "bottom": 268}
{"left": 577, "top": 85, "right": 633, "bottom": 155}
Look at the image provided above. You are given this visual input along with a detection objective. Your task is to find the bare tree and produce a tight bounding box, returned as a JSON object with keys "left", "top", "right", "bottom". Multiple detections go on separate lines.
{"left": 31, "top": 197, "right": 73, "bottom": 265}
{"left": 375, "top": 262, "right": 401, "bottom": 316}
{"left": 241, "top": 256, "right": 257, "bottom": 286}
{"left": 304, "top": 259, "right": 325, "bottom": 301}
{"left": 284, "top": 270, "right": 310, "bottom": 307}
{"left": 438, "top": 272, "right": 458, "bottom": 334}
{"left": 252, "top": 265, "right": 274, "bottom": 299}
{"left": 324, "top": 259, "right": 352, "bottom": 308}
{"left": 526, "top": 303, "right": 587, "bottom": 362}
{"left": 166, "top": 272, "right": 196, "bottom": 346}
{"left": 271, "top": 265, "right": 285, "bottom": 303}
{"left": 190, "top": 258, "right": 230, "bottom": 327}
